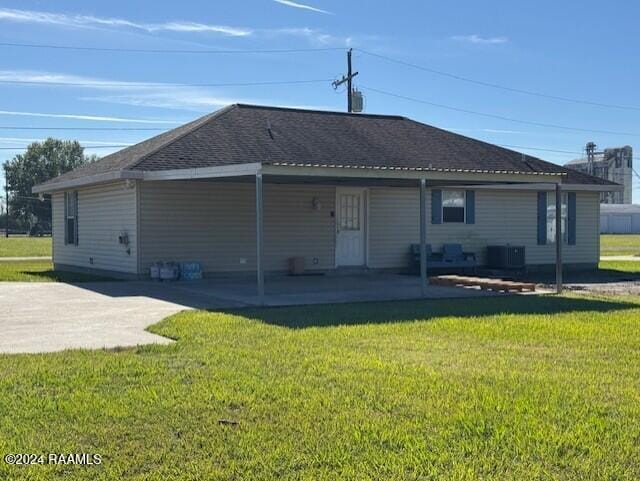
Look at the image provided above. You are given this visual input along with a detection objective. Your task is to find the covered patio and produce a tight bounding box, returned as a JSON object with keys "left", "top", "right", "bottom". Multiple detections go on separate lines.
{"left": 164, "top": 271, "right": 504, "bottom": 307}
{"left": 142, "top": 162, "right": 570, "bottom": 304}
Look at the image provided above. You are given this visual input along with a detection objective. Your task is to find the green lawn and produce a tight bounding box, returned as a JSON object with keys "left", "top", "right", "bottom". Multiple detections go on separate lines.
{"left": 0, "top": 260, "right": 113, "bottom": 282}
{"left": 601, "top": 234, "right": 640, "bottom": 257}
{"left": 1, "top": 295, "right": 640, "bottom": 480}
{"left": 599, "top": 260, "right": 640, "bottom": 273}
{"left": 0, "top": 236, "right": 51, "bottom": 257}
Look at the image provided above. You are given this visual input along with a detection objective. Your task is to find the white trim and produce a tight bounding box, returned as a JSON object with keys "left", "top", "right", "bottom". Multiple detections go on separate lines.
{"left": 33, "top": 170, "right": 143, "bottom": 193}
{"left": 444, "top": 182, "right": 623, "bottom": 193}
{"left": 262, "top": 164, "right": 563, "bottom": 183}
{"left": 265, "top": 162, "right": 564, "bottom": 177}
{"left": 35, "top": 163, "right": 617, "bottom": 195}
{"left": 142, "top": 163, "right": 261, "bottom": 181}
{"left": 33, "top": 163, "right": 262, "bottom": 193}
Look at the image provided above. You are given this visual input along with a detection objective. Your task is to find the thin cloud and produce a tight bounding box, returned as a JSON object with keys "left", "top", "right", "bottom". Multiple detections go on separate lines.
{"left": 0, "top": 69, "right": 335, "bottom": 112}
{"left": 82, "top": 94, "right": 336, "bottom": 112}
{"left": 0, "top": 8, "right": 252, "bottom": 36}
{"left": 0, "top": 69, "right": 249, "bottom": 111}
{"left": 0, "top": 109, "right": 180, "bottom": 124}
{"left": 0, "top": 8, "right": 360, "bottom": 46}
{"left": 0, "top": 70, "right": 187, "bottom": 90}
{"left": 273, "top": 0, "right": 333, "bottom": 15}
{"left": 82, "top": 92, "right": 243, "bottom": 111}
{"left": 267, "top": 27, "right": 351, "bottom": 46}
{"left": 452, "top": 34, "right": 508, "bottom": 45}
{"left": 481, "top": 129, "right": 530, "bottom": 134}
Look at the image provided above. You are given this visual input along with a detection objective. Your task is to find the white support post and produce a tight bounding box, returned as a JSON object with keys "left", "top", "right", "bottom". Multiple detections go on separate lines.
{"left": 555, "top": 183, "right": 563, "bottom": 294}
{"left": 256, "top": 172, "right": 265, "bottom": 304}
{"left": 419, "top": 178, "right": 428, "bottom": 296}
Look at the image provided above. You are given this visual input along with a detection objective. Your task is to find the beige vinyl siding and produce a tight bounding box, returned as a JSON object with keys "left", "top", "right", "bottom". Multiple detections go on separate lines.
{"left": 368, "top": 187, "right": 419, "bottom": 268}
{"left": 368, "top": 187, "right": 599, "bottom": 268}
{"left": 138, "top": 181, "right": 335, "bottom": 273}
{"left": 52, "top": 181, "right": 138, "bottom": 273}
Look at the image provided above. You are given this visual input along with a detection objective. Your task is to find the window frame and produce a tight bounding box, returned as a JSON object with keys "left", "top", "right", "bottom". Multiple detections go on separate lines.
{"left": 64, "top": 191, "right": 78, "bottom": 246}
{"left": 441, "top": 189, "right": 466, "bottom": 224}
{"left": 339, "top": 193, "right": 361, "bottom": 231}
{"left": 546, "top": 192, "right": 568, "bottom": 245}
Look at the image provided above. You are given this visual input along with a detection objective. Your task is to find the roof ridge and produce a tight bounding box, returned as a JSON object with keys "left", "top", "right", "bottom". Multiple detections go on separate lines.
{"left": 126, "top": 104, "right": 238, "bottom": 171}
{"left": 234, "top": 103, "right": 408, "bottom": 120}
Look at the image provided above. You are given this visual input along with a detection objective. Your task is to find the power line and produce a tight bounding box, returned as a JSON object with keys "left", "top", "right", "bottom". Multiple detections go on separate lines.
{"left": 360, "top": 85, "right": 640, "bottom": 138}
{"left": 0, "top": 41, "right": 345, "bottom": 55}
{"left": 356, "top": 48, "right": 640, "bottom": 112}
{"left": 0, "top": 126, "right": 166, "bottom": 131}
{"left": 0, "top": 145, "right": 130, "bottom": 150}
{"left": 497, "top": 144, "right": 582, "bottom": 156}
{"left": 496, "top": 143, "right": 640, "bottom": 162}
{"left": 0, "top": 78, "right": 333, "bottom": 88}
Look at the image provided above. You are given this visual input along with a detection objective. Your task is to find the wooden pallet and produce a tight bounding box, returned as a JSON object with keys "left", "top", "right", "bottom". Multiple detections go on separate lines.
{"left": 430, "top": 275, "right": 536, "bottom": 292}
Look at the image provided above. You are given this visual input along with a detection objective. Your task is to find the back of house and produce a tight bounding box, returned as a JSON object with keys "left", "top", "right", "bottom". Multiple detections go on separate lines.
{"left": 33, "top": 104, "right": 620, "bottom": 279}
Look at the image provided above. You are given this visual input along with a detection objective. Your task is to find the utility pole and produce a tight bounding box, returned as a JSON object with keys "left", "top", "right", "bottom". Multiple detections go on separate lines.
{"left": 332, "top": 48, "right": 359, "bottom": 113}
{"left": 586, "top": 142, "right": 596, "bottom": 176}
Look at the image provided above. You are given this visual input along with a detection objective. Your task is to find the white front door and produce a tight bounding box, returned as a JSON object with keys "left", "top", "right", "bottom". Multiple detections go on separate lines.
{"left": 336, "top": 188, "right": 366, "bottom": 266}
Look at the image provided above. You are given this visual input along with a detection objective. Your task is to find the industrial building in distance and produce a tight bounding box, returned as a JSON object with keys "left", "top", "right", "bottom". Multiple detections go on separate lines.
{"left": 566, "top": 143, "right": 633, "bottom": 204}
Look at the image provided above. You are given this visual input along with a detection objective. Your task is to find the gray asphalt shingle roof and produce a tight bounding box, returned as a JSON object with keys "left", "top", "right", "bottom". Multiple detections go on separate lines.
{"left": 37, "top": 103, "right": 617, "bottom": 189}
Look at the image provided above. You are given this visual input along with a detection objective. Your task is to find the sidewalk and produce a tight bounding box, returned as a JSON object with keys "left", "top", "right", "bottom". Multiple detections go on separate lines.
{"left": 0, "top": 256, "right": 51, "bottom": 261}
{"left": 601, "top": 255, "right": 640, "bottom": 261}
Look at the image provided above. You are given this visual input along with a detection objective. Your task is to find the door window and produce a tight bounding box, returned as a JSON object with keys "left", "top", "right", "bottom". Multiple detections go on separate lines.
{"left": 339, "top": 194, "right": 360, "bottom": 230}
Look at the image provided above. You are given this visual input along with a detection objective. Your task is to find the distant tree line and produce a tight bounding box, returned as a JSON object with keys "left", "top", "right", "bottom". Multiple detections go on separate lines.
{"left": 3, "top": 139, "right": 98, "bottom": 235}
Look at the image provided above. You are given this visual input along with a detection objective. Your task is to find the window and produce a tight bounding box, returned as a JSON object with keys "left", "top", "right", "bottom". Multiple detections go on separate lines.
{"left": 546, "top": 192, "right": 567, "bottom": 244}
{"left": 65, "top": 191, "right": 78, "bottom": 245}
{"left": 339, "top": 193, "right": 360, "bottom": 231}
{"left": 442, "top": 190, "right": 465, "bottom": 223}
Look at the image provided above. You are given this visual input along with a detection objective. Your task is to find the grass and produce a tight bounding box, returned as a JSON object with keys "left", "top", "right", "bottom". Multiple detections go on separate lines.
{"left": 1, "top": 294, "right": 640, "bottom": 480}
{"left": 0, "top": 236, "right": 51, "bottom": 257}
{"left": 0, "top": 260, "right": 114, "bottom": 282}
{"left": 599, "top": 260, "right": 640, "bottom": 273}
{"left": 600, "top": 234, "right": 640, "bottom": 257}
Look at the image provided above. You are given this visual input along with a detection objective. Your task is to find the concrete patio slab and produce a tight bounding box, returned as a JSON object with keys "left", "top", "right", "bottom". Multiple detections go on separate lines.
{"left": 0, "top": 281, "right": 239, "bottom": 354}
{"left": 180, "top": 272, "right": 500, "bottom": 306}
{"left": 0, "top": 273, "right": 498, "bottom": 354}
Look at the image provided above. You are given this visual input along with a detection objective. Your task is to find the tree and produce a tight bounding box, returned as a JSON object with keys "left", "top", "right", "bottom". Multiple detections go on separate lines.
{"left": 4, "top": 138, "right": 96, "bottom": 231}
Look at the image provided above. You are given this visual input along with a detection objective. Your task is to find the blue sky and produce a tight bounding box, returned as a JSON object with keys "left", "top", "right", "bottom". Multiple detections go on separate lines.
{"left": 0, "top": 0, "right": 638, "bottom": 200}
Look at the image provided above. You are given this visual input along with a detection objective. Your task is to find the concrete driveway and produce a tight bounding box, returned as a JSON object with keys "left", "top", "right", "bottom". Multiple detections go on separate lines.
{"left": 0, "top": 281, "right": 239, "bottom": 354}
{"left": 1, "top": 274, "right": 496, "bottom": 355}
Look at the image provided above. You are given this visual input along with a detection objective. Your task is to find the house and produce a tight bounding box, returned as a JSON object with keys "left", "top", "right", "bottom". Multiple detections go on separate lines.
{"left": 33, "top": 103, "right": 620, "bottom": 296}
